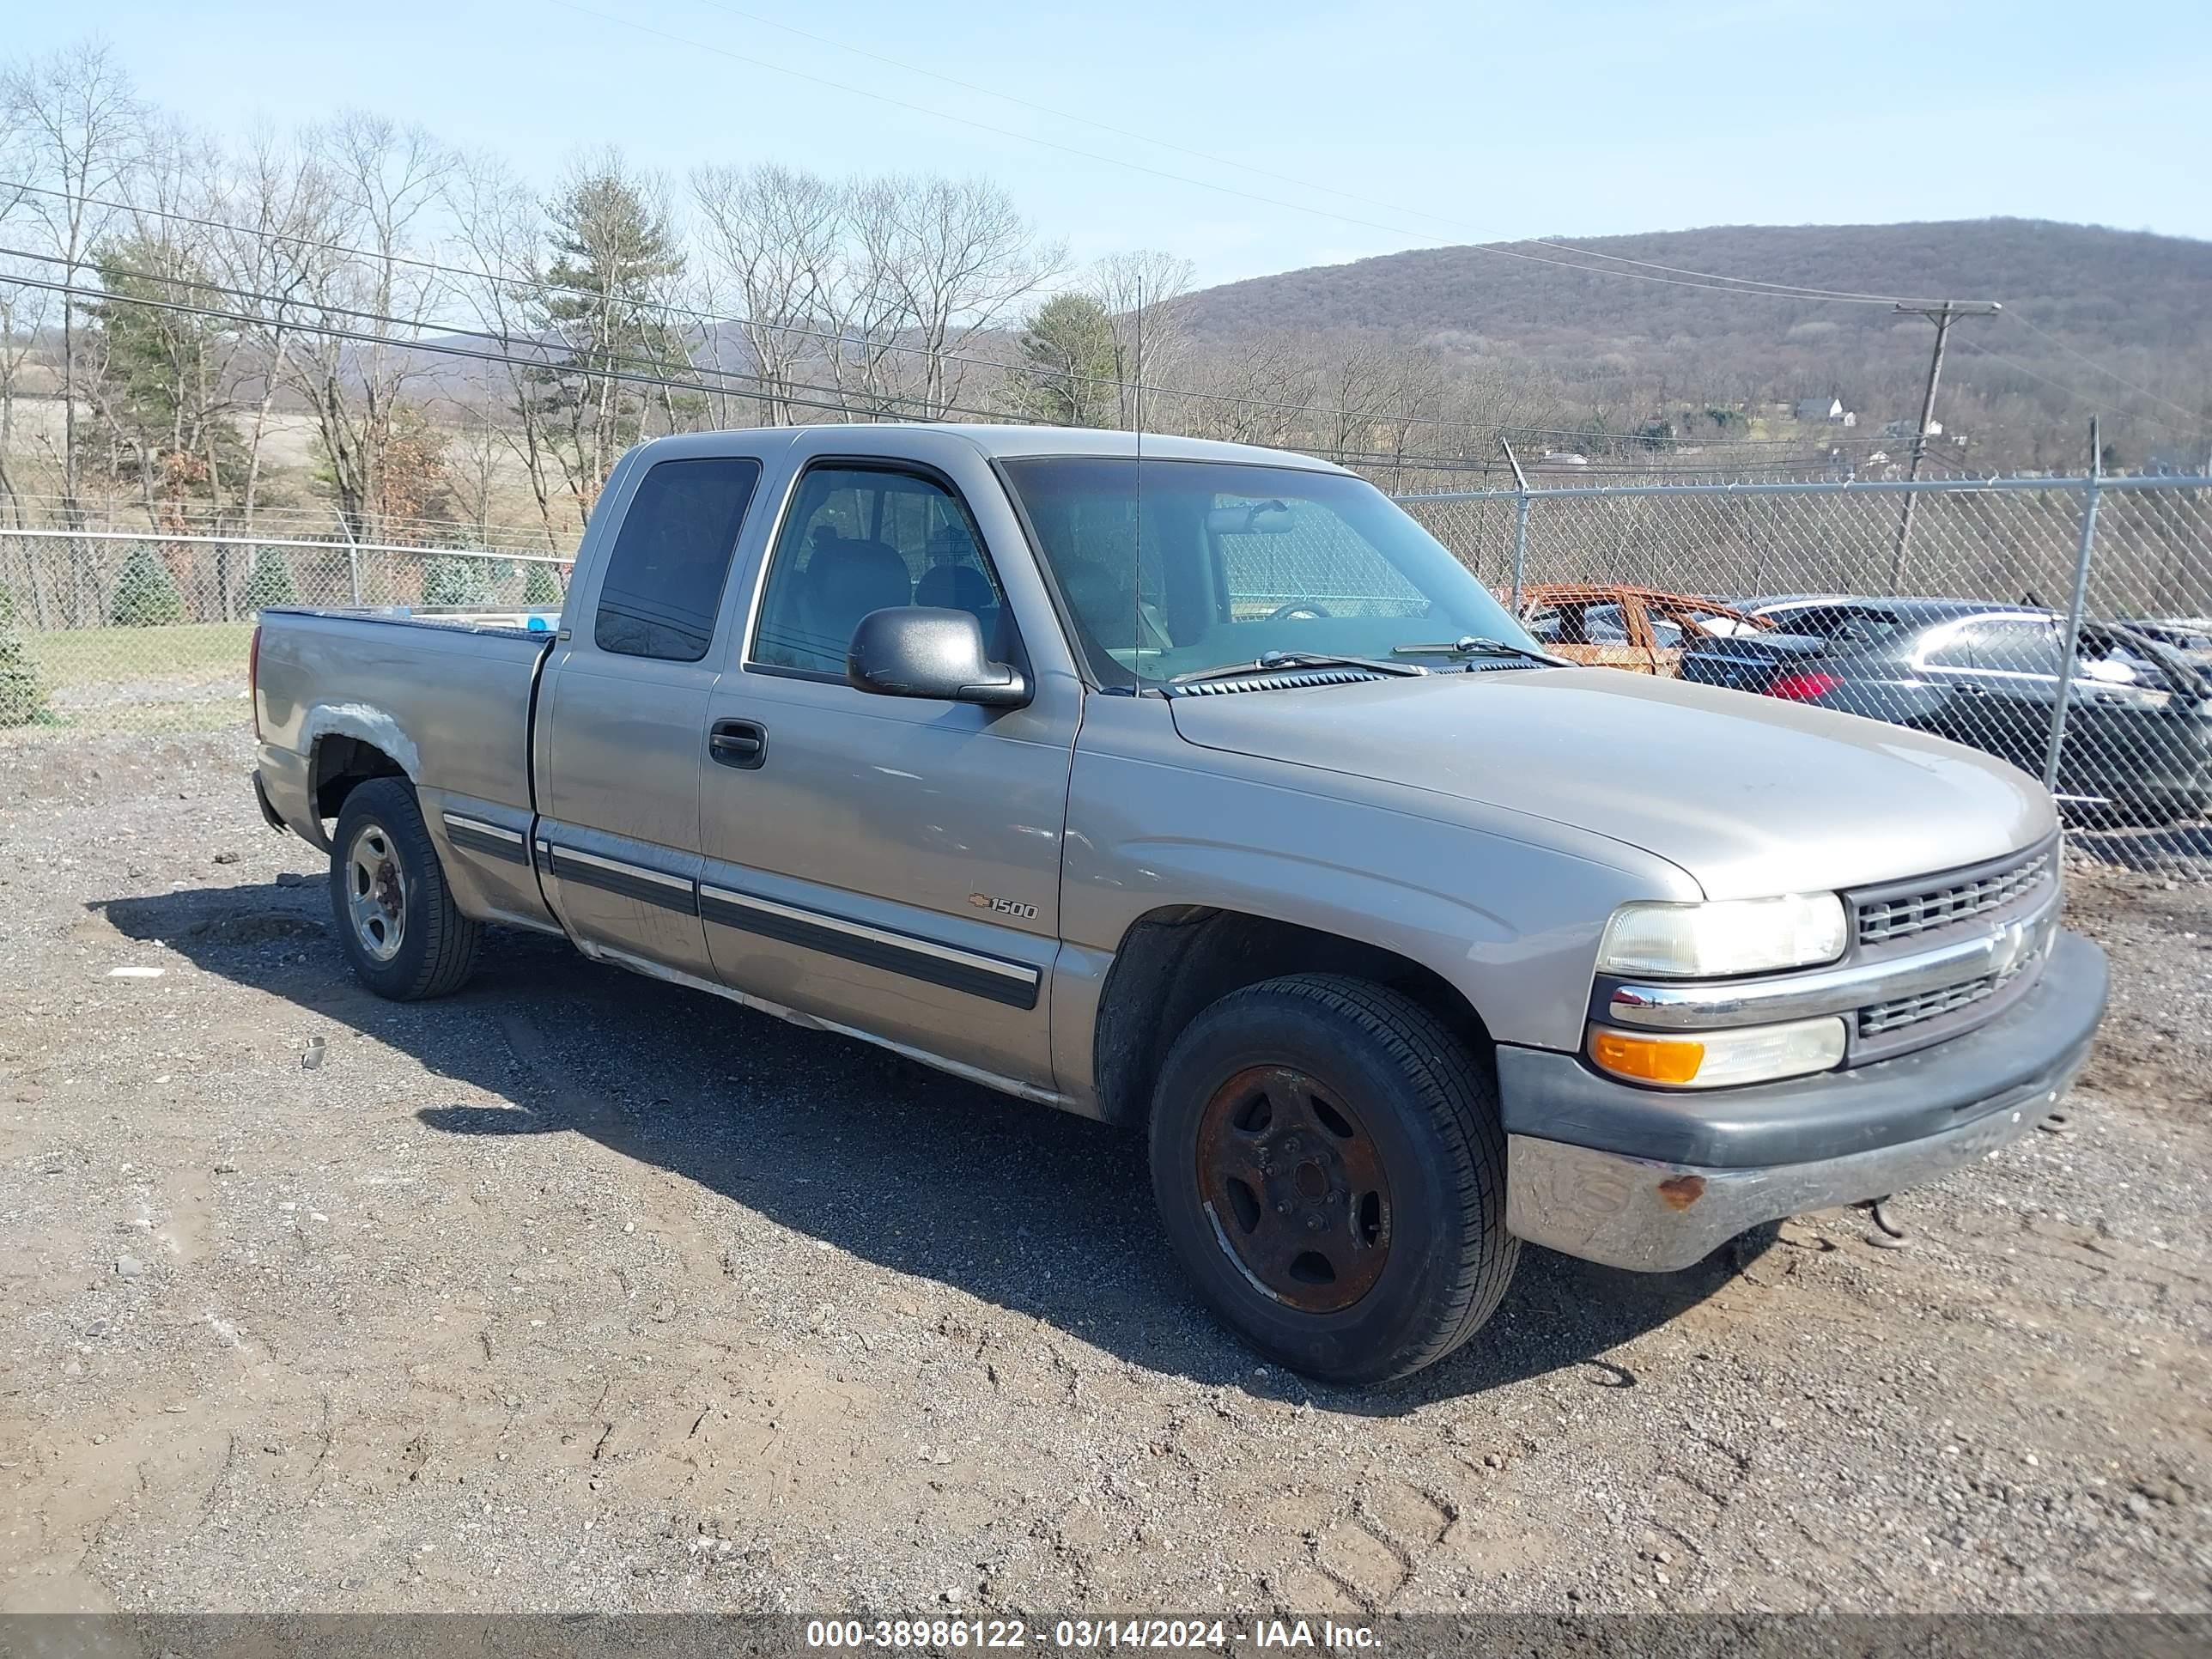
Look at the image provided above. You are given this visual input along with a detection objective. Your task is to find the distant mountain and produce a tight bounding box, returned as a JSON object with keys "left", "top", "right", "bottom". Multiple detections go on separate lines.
{"left": 1179, "top": 219, "right": 2212, "bottom": 447}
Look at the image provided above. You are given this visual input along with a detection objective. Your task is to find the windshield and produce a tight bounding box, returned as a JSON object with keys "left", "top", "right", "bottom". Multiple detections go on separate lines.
{"left": 1000, "top": 456, "right": 1537, "bottom": 687}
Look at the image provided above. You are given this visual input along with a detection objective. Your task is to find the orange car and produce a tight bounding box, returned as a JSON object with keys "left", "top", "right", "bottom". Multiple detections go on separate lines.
{"left": 1515, "top": 584, "right": 1774, "bottom": 676}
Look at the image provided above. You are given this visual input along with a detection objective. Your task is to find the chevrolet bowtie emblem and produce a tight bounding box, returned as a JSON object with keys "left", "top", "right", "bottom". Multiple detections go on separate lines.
{"left": 1988, "top": 918, "right": 2032, "bottom": 977}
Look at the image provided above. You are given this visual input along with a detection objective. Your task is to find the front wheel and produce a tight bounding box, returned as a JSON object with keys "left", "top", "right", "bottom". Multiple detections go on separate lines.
{"left": 329, "top": 777, "right": 482, "bottom": 1000}
{"left": 1148, "top": 975, "right": 1519, "bottom": 1384}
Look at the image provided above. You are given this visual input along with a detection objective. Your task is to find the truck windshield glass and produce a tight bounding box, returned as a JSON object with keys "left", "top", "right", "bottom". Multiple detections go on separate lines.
{"left": 1000, "top": 457, "right": 1536, "bottom": 688}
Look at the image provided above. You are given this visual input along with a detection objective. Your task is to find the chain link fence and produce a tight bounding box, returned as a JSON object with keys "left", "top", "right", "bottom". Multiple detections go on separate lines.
{"left": 1398, "top": 473, "right": 2212, "bottom": 880}
{"left": 3, "top": 473, "right": 2206, "bottom": 884}
{"left": 0, "top": 529, "right": 563, "bottom": 738}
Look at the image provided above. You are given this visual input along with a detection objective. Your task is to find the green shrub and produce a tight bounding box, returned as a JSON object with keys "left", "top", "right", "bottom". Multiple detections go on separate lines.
{"left": 0, "top": 620, "right": 46, "bottom": 726}
{"left": 242, "top": 549, "right": 300, "bottom": 612}
{"left": 522, "top": 560, "right": 563, "bottom": 607}
{"left": 109, "top": 544, "right": 186, "bottom": 627}
{"left": 420, "top": 554, "right": 494, "bottom": 608}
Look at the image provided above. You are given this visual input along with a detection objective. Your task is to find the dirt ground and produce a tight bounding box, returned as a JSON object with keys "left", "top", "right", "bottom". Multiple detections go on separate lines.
{"left": 2, "top": 729, "right": 2208, "bottom": 1619}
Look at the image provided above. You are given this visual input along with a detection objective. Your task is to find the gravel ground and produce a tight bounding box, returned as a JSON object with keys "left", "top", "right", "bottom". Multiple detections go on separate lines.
{"left": 2, "top": 730, "right": 2207, "bottom": 1619}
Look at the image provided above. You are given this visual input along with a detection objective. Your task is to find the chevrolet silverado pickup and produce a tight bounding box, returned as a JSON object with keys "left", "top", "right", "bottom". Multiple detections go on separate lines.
{"left": 251, "top": 425, "right": 2108, "bottom": 1383}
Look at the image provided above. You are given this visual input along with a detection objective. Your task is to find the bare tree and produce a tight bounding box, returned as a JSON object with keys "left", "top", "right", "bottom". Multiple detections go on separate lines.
{"left": 1, "top": 40, "right": 143, "bottom": 618}
{"left": 279, "top": 111, "right": 449, "bottom": 541}
{"left": 690, "top": 161, "right": 841, "bottom": 427}
{"left": 1183, "top": 337, "right": 1314, "bottom": 450}
{"left": 204, "top": 125, "right": 343, "bottom": 541}
{"left": 1088, "top": 250, "right": 1194, "bottom": 429}
{"left": 846, "top": 174, "right": 1061, "bottom": 418}
{"left": 444, "top": 146, "right": 565, "bottom": 545}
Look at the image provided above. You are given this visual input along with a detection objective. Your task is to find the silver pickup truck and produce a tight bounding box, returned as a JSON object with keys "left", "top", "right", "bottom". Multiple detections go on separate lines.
{"left": 251, "top": 425, "right": 2107, "bottom": 1383}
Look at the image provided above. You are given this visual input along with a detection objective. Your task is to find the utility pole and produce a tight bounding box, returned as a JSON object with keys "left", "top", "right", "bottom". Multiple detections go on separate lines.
{"left": 1888, "top": 300, "right": 2001, "bottom": 592}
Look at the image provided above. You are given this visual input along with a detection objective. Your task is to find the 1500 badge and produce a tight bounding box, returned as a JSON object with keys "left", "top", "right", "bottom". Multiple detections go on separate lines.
{"left": 969, "top": 893, "right": 1039, "bottom": 921}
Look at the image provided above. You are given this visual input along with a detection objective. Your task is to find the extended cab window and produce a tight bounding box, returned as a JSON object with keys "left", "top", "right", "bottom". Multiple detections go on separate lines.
{"left": 593, "top": 457, "right": 763, "bottom": 661}
{"left": 751, "top": 465, "right": 1007, "bottom": 677}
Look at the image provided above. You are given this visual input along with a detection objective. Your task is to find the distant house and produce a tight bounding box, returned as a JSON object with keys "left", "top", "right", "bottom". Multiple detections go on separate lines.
{"left": 1538, "top": 450, "right": 1589, "bottom": 468}
{"left": 1796, "top": 397, "right": 1844, "bottom": 422}
{"left": 1881, "top": 417, "right": 1944, "bottom": 441}
{"left": 1841, "top": 410, "right": 1858, "bottom": 428}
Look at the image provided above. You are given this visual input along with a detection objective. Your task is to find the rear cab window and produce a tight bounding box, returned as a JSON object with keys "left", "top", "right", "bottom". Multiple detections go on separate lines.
{"left": 593, "top": 457, "right": 763, "bottom": 661}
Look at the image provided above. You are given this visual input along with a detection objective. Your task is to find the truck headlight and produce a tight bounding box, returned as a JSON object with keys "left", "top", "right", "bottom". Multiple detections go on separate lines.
{"left": 1597, "top": 894, "right": 1848, "bottom": 979}
{"left": 1589, "top": 1017, "right": 1847, "bottom": 1089}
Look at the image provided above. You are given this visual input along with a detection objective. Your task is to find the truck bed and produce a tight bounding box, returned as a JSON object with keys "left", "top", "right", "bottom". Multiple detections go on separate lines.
{"left": 253, "top": 605, "right": 558, "bottom": 930}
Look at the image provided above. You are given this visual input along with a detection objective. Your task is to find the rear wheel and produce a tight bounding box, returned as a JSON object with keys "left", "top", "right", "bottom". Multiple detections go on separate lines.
{"left": 1148, "top": 974, "right": 1518, "bottom": 1384}
{"left": 329, "top": 777, "right": 481, "bottom": 1000}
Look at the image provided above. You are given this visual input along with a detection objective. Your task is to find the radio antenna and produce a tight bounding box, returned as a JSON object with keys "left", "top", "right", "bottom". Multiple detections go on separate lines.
{"left": 1133, "top": 272, "right": 1144, "bottom": 672}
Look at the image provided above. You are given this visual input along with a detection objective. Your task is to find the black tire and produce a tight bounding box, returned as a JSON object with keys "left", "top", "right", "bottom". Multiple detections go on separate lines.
{"left": 1147, "top": 974, "right": 1518, "bottom": 1385}
{"left": 328, "top": 777, "right": 482, "bottom": 1000}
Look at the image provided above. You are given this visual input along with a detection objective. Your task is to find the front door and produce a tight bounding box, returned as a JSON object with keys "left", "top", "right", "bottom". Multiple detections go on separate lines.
{"left": 696, "top": 440, "right": 1082, "bottom": 1091}
{"left": 534, "top": 452, "right": 764, "bottom": 981}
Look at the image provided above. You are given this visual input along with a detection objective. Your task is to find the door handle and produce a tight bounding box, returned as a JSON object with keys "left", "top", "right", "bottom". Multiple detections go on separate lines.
{"left": 709, "top": 719, "right": 767, "bottom": 769}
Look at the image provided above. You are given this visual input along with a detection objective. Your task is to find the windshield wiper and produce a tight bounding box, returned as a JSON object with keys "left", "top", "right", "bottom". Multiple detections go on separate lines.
{"left": 1168, "top": 651, "right": 1426, "bottom": 686}
{"left": 1390, "top": 635, "right": 1563, "bottom": 667}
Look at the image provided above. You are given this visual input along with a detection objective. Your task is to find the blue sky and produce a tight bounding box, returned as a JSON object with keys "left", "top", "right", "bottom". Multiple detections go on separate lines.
{"left": 15, "top": 0, "right": 2209, "bottom": 286}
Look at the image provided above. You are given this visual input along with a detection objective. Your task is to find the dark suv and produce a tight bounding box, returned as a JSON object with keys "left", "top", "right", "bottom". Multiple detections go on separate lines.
{"left": 1681, "top": 599, "right": 2212, "bottom": 823}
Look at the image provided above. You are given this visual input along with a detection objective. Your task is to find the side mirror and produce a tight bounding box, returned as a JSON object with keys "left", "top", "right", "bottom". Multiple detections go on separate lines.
{"left": 847, "top": 607, "right": 1030, "bottom": 709}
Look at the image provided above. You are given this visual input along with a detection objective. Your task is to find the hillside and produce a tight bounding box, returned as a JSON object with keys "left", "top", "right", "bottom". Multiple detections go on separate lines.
{"left": 1179, "top": 219, "right": 2212, "bottom": 454}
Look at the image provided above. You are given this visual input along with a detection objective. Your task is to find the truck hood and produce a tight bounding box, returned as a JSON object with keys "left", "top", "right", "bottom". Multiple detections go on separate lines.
{"left": 1166, "top": 667, "right": 2057, "bottom": 900}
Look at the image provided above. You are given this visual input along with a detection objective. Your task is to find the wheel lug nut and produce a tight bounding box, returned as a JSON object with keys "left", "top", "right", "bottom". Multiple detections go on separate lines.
{"left": 1306, "top": 1215, "right": 1323, "bottom": 1231}
{"left": 1276, "top": 1200, "right": 1291, "bottom": 1214}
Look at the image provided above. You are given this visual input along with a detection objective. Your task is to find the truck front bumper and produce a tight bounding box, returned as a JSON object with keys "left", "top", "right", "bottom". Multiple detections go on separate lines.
{"left": 1497, "top": 927, "right": 2108, "bottom": 1272}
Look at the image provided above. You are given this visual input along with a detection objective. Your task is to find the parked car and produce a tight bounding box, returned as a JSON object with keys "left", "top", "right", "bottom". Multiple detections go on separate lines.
{"left": 1698, "top": 592, "right": 1908, "bottom": 641}
{"left": 1516, "top": 584, "right": 1773, "bottom": 675}
{"left": 251, "top": 426, "right": 2106, "bottom": 1383}
{"left": 2122, "top": 617, "right": 2212, "bottom": 671}
{"left": 1681, "top": 600, "right": 2212, "bottom": 822}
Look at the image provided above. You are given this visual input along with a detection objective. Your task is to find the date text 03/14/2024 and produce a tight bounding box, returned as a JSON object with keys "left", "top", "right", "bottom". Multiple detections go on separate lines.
{"left": 803, "top": 1617, "right": 1380, "bottom": 1650}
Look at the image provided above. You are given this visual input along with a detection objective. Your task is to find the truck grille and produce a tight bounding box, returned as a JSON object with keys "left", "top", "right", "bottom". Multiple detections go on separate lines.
{"left": 1856, "top": 846, "right": 2052, "bottom": 946}
{"left": 1857, "top": 945, "right": 2043, "bottom": 1038}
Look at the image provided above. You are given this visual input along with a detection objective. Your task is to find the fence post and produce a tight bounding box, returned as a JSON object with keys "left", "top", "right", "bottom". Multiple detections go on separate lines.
{"left": 1500, "top": 438, "right": 1531, "bottom": 610}
{"left": 2041, "top": 420, "right": 2102, "bottom": 794}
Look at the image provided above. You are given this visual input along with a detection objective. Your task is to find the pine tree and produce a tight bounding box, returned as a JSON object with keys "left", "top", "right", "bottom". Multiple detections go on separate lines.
{"left": 109, "top": 544, "right": 186, "bottom": 627}
{"left": 242, "top": 550, "right": 299, "bottom": 612}
{"left": 522, "top": 159, "right": 696, "bottom": 518}
{"left": 0, "top": 607, "right": 46, "bottom": 726}
{"left": 90, "top": 238, "right": 246, "bottom": 506}
{"left": 421, "top": 556, "right": 494, "bottom": 608}
{"left": 1008, "top": 295, "right": 1121, "bottom": 428}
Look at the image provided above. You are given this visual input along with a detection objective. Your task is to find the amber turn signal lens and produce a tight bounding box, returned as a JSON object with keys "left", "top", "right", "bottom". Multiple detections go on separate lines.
{"left": 1589, "top": 1029, "right": 1705, "bottom": 1085}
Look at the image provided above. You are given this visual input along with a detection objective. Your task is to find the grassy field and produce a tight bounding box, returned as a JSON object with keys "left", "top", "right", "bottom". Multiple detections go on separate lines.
{"left": 3, "top": 620, "right": 256, "bottom": 744}
{"left": 24, "top": 619, "right": 257, "bottom": 690}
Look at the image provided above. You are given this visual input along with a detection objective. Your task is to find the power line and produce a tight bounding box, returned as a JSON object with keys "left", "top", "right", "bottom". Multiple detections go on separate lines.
{"left": 1946, "top": 330, "right": 2203, "bottom": 438}
{"left": 677, "top": 0, "right": 1986, "bottom": 309}
{"left": 2, "top": 208, "right": 1905, "bottom": 450}
{"left": 2002, "top": 309, "right": 2206, "bottom": 428}
{"left": 0, "top": 267, "right": 1011, "bottom": 425}
{"left": 545, "top": 0, "right": 1963, "bottom": 309}
{"left": 0, "top": 270, "right": 1860, "bottom": 481}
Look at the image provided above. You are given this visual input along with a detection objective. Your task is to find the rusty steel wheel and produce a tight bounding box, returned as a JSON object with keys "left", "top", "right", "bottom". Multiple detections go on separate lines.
{"left": 1195, "top": 1065, "right": 1392, "bottom": 1313}
{"left": 1149, "top": 974, "right": 1519, "bottom": 1384}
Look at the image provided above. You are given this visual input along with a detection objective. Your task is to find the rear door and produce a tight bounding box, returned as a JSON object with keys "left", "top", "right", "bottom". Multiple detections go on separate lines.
{"left": 1961, "top": 617, "right": 2066, "bottom": 775}
{"left": 532, "top": 446, "right": 770, "bottom": 981}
